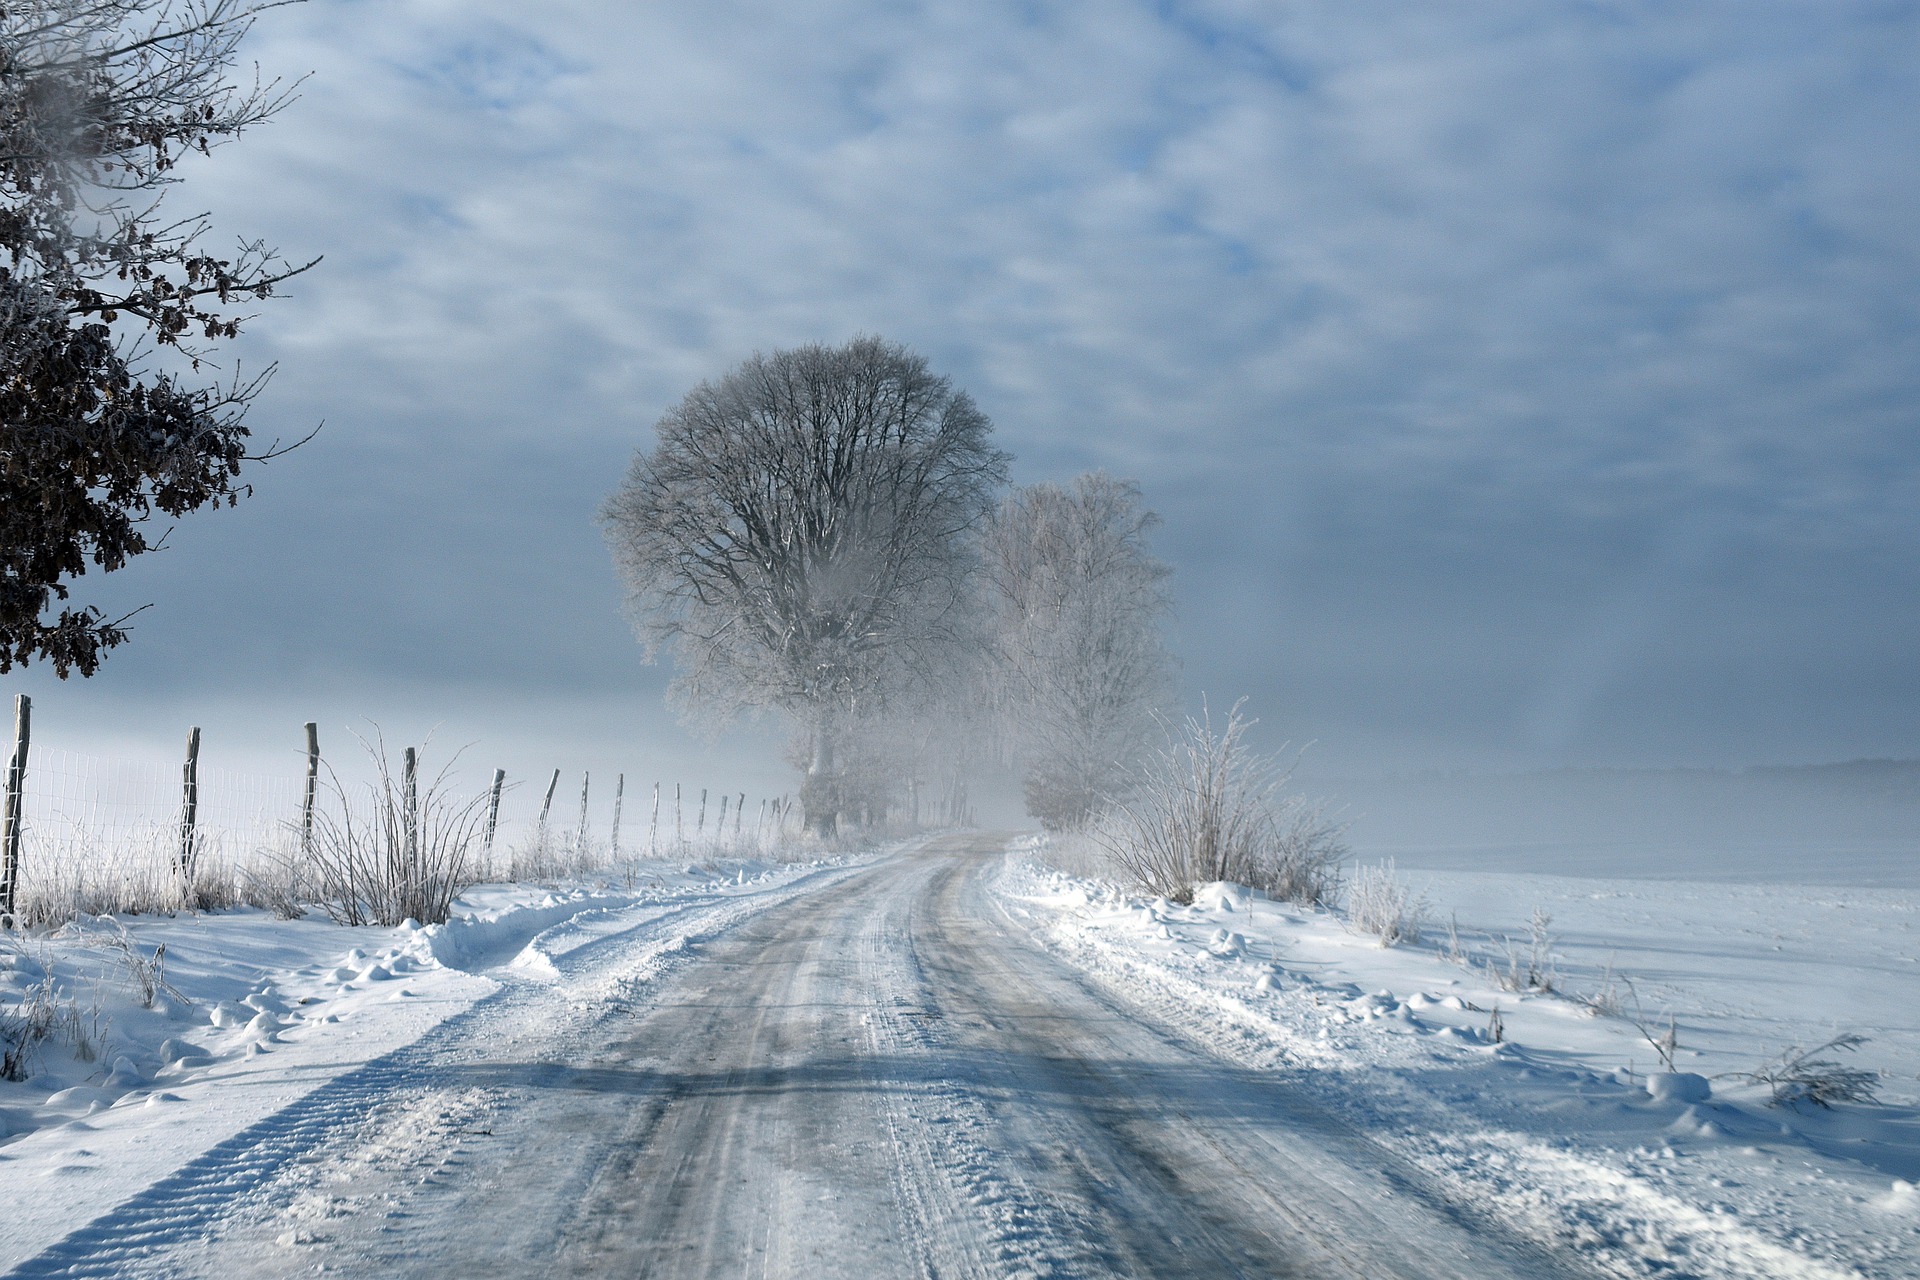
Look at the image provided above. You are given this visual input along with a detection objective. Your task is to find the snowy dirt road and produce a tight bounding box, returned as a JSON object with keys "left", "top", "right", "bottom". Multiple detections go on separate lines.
{"left": 22, "top": 835, "right": 1601, "bottom": 1279}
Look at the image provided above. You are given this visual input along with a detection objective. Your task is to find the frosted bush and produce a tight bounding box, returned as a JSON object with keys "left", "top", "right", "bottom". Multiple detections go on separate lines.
{"left": 305, "top": 733, "right": 486, "bottom": 927}
{"left": 10, "top": 823, "right": 297, "bottom": 928}
{"left": 1093, "top": 702, "right": 1345, "bottom": 906}
{"left": 1347, "top": 860, "right": 1427, "bottom": 946}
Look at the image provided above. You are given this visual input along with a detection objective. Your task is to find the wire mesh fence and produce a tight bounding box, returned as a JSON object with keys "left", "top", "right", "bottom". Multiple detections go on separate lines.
{"left": 21, "top": 748, "right": 302, "bottom": 864}
{"left": 4, "top": 743, "right": 308, "bottom": 926}
{"left": 0, "top": 697, "right": 805, "bottom": 926}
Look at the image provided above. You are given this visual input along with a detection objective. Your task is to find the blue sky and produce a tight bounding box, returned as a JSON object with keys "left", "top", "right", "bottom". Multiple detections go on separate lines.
{"left": 7, "top": 0, "right": 1918, "bottom": 783}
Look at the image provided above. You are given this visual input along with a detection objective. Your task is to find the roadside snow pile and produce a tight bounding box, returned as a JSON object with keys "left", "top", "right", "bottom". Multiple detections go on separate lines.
{"left": 996, "top": 844, "right": 1920, "bottom": 1280}
{"left": 0, "top": 854, "right": 853, "bottom": 1269}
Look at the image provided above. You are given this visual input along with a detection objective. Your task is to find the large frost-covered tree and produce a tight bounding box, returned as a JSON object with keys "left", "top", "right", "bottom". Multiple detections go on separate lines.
{"left": 982, "top": 472, "right": 1176, "bottom": 829}
{"left": 602, "top": 336, "right": 1010, "bottom": 834}
{"left": 0, "top": 0, "right": 313, "bottom": 676}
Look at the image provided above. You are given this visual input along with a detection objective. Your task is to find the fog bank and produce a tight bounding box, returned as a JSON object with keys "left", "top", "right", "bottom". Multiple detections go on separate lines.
{"left": 1315, "top": 760, "right": 1920, "bottom": 888}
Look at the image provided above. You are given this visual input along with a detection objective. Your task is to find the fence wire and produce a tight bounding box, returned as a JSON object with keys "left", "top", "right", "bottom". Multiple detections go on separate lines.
{"left": 19, "top": 749, "right": 302, "bottom": 862}
{"left": 4, "top": 733, "right": 801, "bottom": 923}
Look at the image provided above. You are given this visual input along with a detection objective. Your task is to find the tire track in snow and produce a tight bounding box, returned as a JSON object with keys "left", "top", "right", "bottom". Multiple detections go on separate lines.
{"left": 2, "top": 868, "right": 865, "bottom": 1280}
{"left": 911, "top": 851, "right": 1444, "bottom": 1279}
{"left": 41, "top": 837, "right": 1643, "bottom": 1277}
{"left": 858, "top": 890, "right": 1103, "bottom": 1279}
{"left": 996, "top": 861, "right": 1870, "bottom": 1280}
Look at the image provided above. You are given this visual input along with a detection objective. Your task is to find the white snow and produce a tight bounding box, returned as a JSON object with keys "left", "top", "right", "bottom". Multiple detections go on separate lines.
{"left": 0, "top": 853, "right": 867, "bottom": 1272}
{"left": 994, "top": 841, "right": 1920, "bottom": 1280}
{"left": 6, "top": 828, "right": 1916, "bottom": 1278}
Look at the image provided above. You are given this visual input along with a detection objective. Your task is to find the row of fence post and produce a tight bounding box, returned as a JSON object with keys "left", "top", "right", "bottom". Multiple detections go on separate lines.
{"left": 0, "top": 694, "right": 799, "bottom": 921}
{"left": 0, "top": 700, "right": 368, "bottom": 919}
{"left": 533, "top": 770, "right": 781, "bottom": 858}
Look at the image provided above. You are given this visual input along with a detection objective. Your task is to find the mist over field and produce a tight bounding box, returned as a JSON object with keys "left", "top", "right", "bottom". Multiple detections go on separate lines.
{"left": 1317, "top": 759, "right": 1920, "bottom": 887}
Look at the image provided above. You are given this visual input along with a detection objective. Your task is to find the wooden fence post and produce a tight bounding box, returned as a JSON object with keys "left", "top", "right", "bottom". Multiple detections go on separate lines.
{"left": 301, "top": 721, "right": 320, "bottom": 854}
{"left": 576, "top": 772, "right": 590, "bottom": 855}
{"left": 402, "top": 747, "right": 418, "bottom": 889}
{"left": 177, "top": 726, "right": 201, "bottom": 879}
{"left": 718, "top": 793, "right": 729, "bottom": 843}
{"left": 697, "top": 788, "right": 707, "bottom": 837}
{"left": 1, "top": 694, "right": 31, "bottom": 921}
{"left": 735, "top": 792, "right": 745, "bottom": 838}
{"left": 610, "top": 773, "right": 625, "bottom": 858}
{"left": 537, "top": 768, "right": 559, "bottom": 837}
{"left": 485, "top": 769, "right": 505, "bottom": 852}
{"left": 651, "top": 781, "right": 660, "bottom": 856}
{"left": 674, "top": 783, "right": 682, "bottom": 846}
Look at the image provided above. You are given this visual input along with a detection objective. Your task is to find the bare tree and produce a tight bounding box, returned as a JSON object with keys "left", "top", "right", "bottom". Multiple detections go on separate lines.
{"left": 980, "top": 472, "right": 1176, "bottom": 828}
{"left": 602, "top": 336, "right": 1009, "bottom": 834}
{"left": 1, "top": 0, "right": 315, "bottom": 676}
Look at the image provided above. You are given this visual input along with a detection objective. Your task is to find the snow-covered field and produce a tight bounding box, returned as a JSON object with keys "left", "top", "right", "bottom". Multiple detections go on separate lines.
{"left": 4, "top": 826, "right": 1916, "bottom": 1278}
{"left": 0, "top": 853, "right": 871, "bottom": 1273}
{"left": 996, "top": 843, "right": 1920, "bottom": 1279}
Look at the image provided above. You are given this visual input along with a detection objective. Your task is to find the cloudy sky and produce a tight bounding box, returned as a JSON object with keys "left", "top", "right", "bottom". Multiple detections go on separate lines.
{"left": 8, "top": 0, "right": 1919, "bottom": 786}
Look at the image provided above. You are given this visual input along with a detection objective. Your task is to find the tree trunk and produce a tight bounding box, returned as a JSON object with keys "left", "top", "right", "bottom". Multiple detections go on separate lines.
{"left": 803, "top": 709, "right": 838, "bottom": 837}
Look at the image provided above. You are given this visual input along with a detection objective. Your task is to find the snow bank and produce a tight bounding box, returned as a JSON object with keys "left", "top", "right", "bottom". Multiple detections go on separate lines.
{"left": 995, "top": 848, "right": 1920, "bottom": 1280}
{"left": 0, "top": 854, "right": 857, "bottom": 1270}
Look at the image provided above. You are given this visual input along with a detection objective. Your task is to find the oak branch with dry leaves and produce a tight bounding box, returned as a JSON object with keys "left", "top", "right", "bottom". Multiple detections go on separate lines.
{"left": 0, "top": 0, "right": 315, "bottom": 676}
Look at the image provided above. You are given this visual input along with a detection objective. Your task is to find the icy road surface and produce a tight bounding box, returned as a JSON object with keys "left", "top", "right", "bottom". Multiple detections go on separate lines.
{"left": 28, "top": 835, "right": 1593, "bottom": 1279}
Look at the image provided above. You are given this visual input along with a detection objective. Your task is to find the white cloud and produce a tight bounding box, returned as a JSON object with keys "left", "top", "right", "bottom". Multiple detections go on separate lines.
{"left": 30, "top": 0, "right": 1920, "bottom": 770}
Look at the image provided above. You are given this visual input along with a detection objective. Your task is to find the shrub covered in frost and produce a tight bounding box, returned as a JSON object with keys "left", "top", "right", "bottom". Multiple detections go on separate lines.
{"left": 1346, "top": 860, "right": 1428, "bottom": 947}
{"left": 1093, "top": 702, "right": 1345, "bottom": 906}
{"left": 305, "top": 733, "right": 486, "bottom": 927}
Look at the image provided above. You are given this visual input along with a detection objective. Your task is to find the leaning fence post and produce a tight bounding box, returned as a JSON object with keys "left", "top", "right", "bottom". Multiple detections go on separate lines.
{"left": 537, "top": 768, "right": 559, "bottom": 838}
{"left": 485, "top": 769, "right": 505, "bottom": 852}
{"left": 302, "top": 721, "right": 320, "bottom": 854}
{"left": 610, "top": 774, "right": 625, "bottom": 858}
{"left": 1, "top": 694, "right": 31, "bottom": 921}
{"left": 735, "top": 791, "right": 745, "bottom": 838}
{"left": 576, "top": 772, "right": 590, "bottom": 856}
{"left": 177, "top": 726, "right": 201, "bottom": 879}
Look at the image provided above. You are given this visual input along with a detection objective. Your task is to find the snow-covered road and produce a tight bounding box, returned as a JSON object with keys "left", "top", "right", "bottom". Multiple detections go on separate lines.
{"left": 20, "top": 835, "right": 1601, "bottom": 1278}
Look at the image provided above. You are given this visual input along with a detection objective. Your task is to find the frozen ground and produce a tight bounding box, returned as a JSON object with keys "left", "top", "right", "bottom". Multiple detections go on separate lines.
{"left": 0, "top": 834, "right": 1590, "bottom": 1279}
{"left": 0, "top": 853, "right": 871, "bottom": 1275}
{"left": 0, "top": 832, "right": 1913, "bottom": 1277}
{"left": 998, "top": 845, "right": 1920, "bottom": 1279}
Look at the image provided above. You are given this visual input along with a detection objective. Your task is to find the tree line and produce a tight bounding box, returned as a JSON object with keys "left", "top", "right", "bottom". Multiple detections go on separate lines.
{"left": 602, "top": 336, "right": 1177, "bottom": 836}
